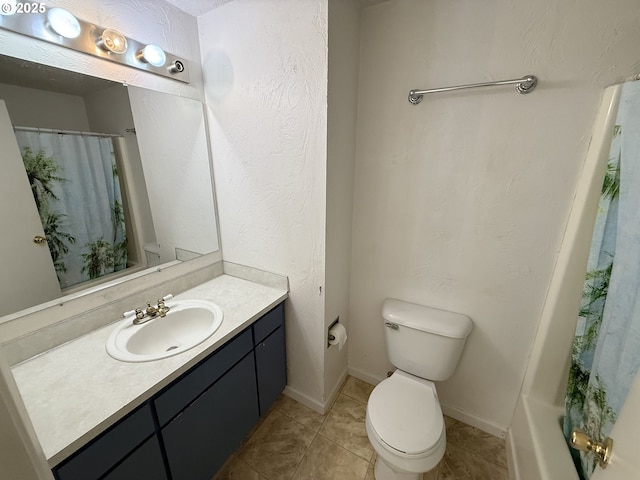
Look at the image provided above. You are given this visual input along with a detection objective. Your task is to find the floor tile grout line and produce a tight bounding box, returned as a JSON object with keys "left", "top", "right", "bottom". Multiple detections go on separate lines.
{"left": 340, "top": 391, "right": 368, "bottom": 405}
{"left": 288, "top": 427, "right": 319, "bottom": 480}
{"left": 314, "top": 428, "right": 374, "bottom": 464}
{"left": 315, "top": 427, "right": 374, "bottom": 464}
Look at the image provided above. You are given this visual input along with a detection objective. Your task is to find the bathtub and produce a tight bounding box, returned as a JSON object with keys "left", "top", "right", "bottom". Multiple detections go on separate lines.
{"left": 507, "top": 85, "right": 621, "bottom": 480}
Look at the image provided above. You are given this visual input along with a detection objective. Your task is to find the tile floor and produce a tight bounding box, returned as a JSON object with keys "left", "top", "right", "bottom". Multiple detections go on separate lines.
{"left": 213, "top": 376, "right": 509, "bottom": 480}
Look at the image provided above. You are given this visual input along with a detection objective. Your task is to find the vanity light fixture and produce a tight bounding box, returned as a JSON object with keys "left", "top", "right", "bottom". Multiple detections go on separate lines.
{"left": 97, "top": 28, "right": 128, "bottom": 54}
{"left": 137, "top": 44, "right": 166, "bottom": 67}
{"left": 0, "top": 7, "right": 189, "bottom": 82}
{"left": 46, "top": 8, "right": 81, "bottom": 39}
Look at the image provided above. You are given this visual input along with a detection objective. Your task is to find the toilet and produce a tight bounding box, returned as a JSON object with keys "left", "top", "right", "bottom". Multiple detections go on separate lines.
{"left": 365, "top": 298, "right": 472, "bottom": 480}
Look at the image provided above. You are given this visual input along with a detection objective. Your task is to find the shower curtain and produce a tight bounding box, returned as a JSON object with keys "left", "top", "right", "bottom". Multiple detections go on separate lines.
{"left": 14, "top": 129, "right": 127, "bottom": 289}
{"left": 564, "top": 81, "right": 640, "bottom": 479}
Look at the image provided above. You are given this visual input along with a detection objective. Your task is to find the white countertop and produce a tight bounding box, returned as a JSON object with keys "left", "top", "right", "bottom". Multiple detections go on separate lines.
{"left": 11, "top": 274, "right": 288, "bottom": 467}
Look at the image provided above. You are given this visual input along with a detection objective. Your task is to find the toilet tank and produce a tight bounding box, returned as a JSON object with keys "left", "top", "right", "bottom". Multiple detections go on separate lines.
{"left": 382, "top": 298, "right": 472, "bottom": 381}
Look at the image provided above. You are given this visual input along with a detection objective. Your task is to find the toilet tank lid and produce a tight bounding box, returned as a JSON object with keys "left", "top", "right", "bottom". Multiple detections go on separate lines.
{"left": 382, "top": 299, "right": 472, "bottom": 339}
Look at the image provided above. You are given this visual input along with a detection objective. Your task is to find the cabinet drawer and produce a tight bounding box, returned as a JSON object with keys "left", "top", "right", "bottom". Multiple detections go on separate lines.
{"left": 54, "top": 404, "right": 155, "bottom": 480}
{"left": 253, "top": 303, "right": 284, "bottom": 345}
{"left": 155, "top": 328, "right": 253, "bottom": 425}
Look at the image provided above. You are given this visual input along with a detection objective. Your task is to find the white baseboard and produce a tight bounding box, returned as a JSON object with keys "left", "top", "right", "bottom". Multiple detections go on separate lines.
{"left": 323, "top": 367, "right": 349, "bottom": 413}
{"left": 440, "top": 403, "right": 507, "bottom": 439}
{"left": 282, "top": 368, "right": 348, "bottom": 415}
{"left": 283, "top": 386, "right": 325, "bottom": 414}
{"left": 347, "top": 365, "right": 385, "bottom": 386}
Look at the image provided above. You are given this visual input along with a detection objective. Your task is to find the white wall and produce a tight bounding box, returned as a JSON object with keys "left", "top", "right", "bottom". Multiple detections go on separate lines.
{"left": 0, "top": 83, "right": 90, "bottom": 130}
{"left": 348, "top": 0, "right": 640, "bottom": 434}
{"left": 199, "top": 0, "right": 329, "bottom": 405}
{"left": 324, "top": 0, "right": 361, "bottom": 402}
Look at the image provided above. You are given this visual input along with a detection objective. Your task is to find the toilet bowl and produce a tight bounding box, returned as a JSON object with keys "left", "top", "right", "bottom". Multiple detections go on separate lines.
{"left": 366, "top": 370, "right": 445, "bottom": 480}
{"left": 365, "top": 299, "right": 472, "bottom": 480}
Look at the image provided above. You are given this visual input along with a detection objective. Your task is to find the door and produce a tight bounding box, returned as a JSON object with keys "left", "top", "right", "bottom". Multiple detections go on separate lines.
{"left": 591, "top": 370, "right": 640, "bottom": 479}
{"left": 0, "top": 100, "right": 60, "bottom": 316}
{"left": 255, "top": 325, "right": 287, "bottom": 416}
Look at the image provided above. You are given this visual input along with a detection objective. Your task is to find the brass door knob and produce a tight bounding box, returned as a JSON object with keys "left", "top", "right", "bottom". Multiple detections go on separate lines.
{"left": 33, "top": 235, "right": 47, "bottom": 244}
{"left": 570, "top": 428, "right": 613, "bottom": 469}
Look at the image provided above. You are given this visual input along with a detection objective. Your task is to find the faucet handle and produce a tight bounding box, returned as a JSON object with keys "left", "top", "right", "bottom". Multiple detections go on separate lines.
{"left": 157, "top": 294, "right": 173, "bottom": 308}
{"left": 123, "top": 308, "right": 145, "bottom": 319}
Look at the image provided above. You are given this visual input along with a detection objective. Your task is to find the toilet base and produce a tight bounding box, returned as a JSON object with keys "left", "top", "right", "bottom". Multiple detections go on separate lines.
{"left": 374, "top": 456, "right": 423, "bottom": 480}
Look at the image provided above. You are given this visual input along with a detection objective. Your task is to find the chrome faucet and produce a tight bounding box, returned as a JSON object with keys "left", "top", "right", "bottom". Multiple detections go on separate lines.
{"left": 129, "top": 295, "right": 173, "bottom": 325}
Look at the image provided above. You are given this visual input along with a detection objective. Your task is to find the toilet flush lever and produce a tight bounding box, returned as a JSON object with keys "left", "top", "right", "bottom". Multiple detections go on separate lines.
{"left": 385, "top": 322, "right": 399, "bottom": 330}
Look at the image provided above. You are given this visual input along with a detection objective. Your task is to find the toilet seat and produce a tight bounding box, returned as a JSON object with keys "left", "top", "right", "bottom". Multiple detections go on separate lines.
{"left": 367, "top": 371, "right": 444, "bottom": 457}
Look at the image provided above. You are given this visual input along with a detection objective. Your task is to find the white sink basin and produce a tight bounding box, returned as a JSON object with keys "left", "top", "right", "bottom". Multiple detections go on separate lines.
{"left": 106, "top": 299, "right": 223, "bottom": 362}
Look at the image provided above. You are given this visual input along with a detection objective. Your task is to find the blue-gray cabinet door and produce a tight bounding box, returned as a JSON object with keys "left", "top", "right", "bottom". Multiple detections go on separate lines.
{"left": 162, "top": 352, "right": 259, "bottom": 480}
{"left": 54, "top": 405, "right": 156, "bottom": 480}
{"left": 102, "top": 436, "right": 167, "bottom": 480}
{"left": 255, "top": 325, "right": 287, "bottom": 416}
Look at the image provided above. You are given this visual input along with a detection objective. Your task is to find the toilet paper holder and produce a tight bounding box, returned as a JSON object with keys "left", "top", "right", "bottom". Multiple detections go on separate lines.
{"left": 327, "top": 318, "right": 348, "bottom": 350}
{"left": 328, "top": 317, "right": 340, "bottom": 347}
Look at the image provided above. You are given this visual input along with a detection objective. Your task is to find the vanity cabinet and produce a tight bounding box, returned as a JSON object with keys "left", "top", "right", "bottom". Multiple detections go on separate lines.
{"left": 53, "top": 404, "right": 160, "bottom": 480}
{"left": 52, "top": 302, "right": 286, "bottom": 480}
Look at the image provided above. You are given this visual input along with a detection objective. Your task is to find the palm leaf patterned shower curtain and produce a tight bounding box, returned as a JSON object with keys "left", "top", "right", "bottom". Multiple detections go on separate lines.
{"left": 564, "top": 81, "right": 640, "bottom": 479}
{"left": 14, "top": 129, "right": 127, "bottom": 289}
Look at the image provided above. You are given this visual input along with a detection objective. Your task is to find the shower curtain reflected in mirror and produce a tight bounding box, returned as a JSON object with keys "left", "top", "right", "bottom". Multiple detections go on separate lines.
{"left": 564, "top": 81, "right": 640, "bottom": 479}
{"left": 14, "top": 129, "right": 127, "bottom": 289}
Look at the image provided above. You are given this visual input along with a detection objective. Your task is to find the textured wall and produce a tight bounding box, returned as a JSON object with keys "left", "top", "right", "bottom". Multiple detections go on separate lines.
{"left": 199, "top": 0, "right": 329, "bottom": 404}
{"left": 324, "top": 0, "right": 361, "bottom": 401}
{"left": 348, "top": 0, "right": 640, "bottom": 433}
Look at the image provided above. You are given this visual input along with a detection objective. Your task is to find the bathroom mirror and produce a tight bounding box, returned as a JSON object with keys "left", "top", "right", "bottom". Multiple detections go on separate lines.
{"left": 0, "top": 54, "right": 219, "bottom": 317}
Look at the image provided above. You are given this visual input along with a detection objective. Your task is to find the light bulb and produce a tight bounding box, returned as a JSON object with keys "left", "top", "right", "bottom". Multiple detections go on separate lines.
{"left": 97, "top": 29, "right": 128, "bottom": 54}
{"left": 137, "top": 44, "right": 166, "bottom": 67}
{"left": 46, "top": 8, "right": 81, "bottom": 39}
